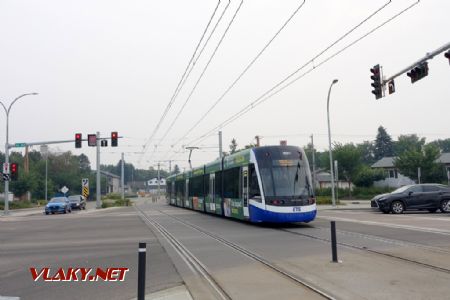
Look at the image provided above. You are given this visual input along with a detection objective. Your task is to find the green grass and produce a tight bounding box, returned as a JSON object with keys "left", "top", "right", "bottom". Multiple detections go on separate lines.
{"left": 0, "top": 200, "right": 34, "bottom": 210}
{"left": 101, "top": 198, "right": 131, "bottom": 208}
{"left": 315, "top": 196, "right": 344, "bottom": 205}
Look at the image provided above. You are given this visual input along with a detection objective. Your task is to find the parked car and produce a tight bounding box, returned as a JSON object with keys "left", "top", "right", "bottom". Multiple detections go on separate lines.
{"left": 371, "top": 184, "right": 450, "bottom": 214}
{"left": 45, "top": 197, "right": 72, "bottom": 215}
{"left": 68, "top": 195, "right": 86, "bottom": 210}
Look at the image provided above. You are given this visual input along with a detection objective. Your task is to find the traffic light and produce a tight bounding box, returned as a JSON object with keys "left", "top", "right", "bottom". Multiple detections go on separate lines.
{"left": 75, "top": 133, "right": 82, "bottom": 148}
{"left": 370, "top": 64, "right": 382, "bottom": 99}
{"left": 445, "top": 50, "right": 450, "bottom": 65}
{"left": 406, "top": 62, "right": 428, "bottom": 83}
{"left": 10, "top": 163, "right": 18, "bottom": 181}
{"left": 111, "top": 132, "right": 118, "bottom": 147}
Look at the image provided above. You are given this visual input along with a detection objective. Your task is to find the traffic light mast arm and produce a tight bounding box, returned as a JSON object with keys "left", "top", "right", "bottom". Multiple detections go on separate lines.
{"left": 382, "top": 41, "right": 450, "bottom": 85}
{"left": 8, "top": 136, "right": 123, "bottom": 149}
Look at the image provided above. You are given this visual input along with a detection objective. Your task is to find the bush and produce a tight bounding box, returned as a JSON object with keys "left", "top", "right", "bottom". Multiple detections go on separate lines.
{"left": 315, "top": 196, "right": 342, "bottom": 205}
{"left": 353, "top": 166, "right": 385, "bottom": 187}
{"left": 352, "top": 186, "right": 394, "bottom": 199}
{"left": 101, "top": 198, "right": 131, "bottom": 208}
{"left": 0, "top": 200, "right": 34, "bottom": 210}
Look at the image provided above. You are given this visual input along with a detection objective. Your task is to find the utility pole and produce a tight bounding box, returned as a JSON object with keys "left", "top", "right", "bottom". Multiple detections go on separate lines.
{"left": 169, "top": 160, "right": 172, "bottom": 173}
{"left": 334, "top": 160, "right": 339, "bottom": 202}
{"left": 121, "top": 152, "right": 125, "bottom": 200}
{"left": 310, "top": 134, "right": 316, "bottom": 193}
{"left": 219, "top": 131, "right": 223, "bottom": 159}
{"left": 96, "top": 131, "right": 101, "bottom": 209}
{"left": 157, "top": 162, "right": 161, "bottom": 201}
{"left": 255, "top": 135, "right": 260, "bottom": 147}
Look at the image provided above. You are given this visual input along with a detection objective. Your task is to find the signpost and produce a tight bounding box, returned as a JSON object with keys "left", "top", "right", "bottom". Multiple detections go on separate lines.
{"left": 61, "top": 186, "right": 69, "bottom": 196}
{"left": 82, "top": 178, "right": 90, "bottom": 200}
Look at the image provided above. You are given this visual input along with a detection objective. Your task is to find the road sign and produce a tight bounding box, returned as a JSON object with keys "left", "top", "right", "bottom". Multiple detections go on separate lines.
{"left": 14, "top": 143, "right": 26, "bottom": 147}
{"left": 2, "top": 173, "right": 10, "bottom": 181}
{"left": 3, "top": 163, "right": 9, "bottom": 175}
{"left": 388, "top": 80, "right": 395, "bottom": 94}
{"left": 82, "top": 178, "right": 90, "bottom": 199}
{"left": 61, "top": 186, "right": 69, "bottom": 194}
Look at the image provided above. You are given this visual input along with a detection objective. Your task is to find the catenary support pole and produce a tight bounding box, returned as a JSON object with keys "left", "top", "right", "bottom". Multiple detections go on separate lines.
{"left": 219, "top": 131, "right": 223, "bottom": 159}
{"left": 121, "top": 152, "right": 125, "bottom": 200}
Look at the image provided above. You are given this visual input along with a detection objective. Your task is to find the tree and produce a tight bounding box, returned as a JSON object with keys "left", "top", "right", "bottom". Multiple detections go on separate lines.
{"left": 353, "top": 166, "right": 385, "bottom": 187}
{"left": 333, "top": 143, "right": 362, "bottom": 197}
{"left": 357, "top": 141, "right": 375, "bottom": 165}
{"left": 428, "top": 138, "right": 450, "bottom": 153}
{"left": 394, "top": 144, "right": 445, "bottom": 183}
{"left": 229, "top": 138, "right": 238, "bottom": 154}
{"left": 172, "top": 164, "right": 180, "bottom": 175}
{"left": 374, "top": 126, "right": 394, "bottom": 160}
{"left": 394, "top": 134, "right": 426, "bottom": 155}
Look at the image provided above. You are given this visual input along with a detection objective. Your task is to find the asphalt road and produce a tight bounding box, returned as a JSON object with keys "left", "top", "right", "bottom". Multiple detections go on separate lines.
{"left": 2, "top": 200, "right": 450, "bottom": 299}
{"left": 0, "top": 205, "right": 182, "bottom": 300}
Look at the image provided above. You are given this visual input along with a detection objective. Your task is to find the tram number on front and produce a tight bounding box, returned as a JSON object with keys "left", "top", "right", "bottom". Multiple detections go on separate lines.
{"left": 293, "top": 207, "right": 302, "bottom": 212}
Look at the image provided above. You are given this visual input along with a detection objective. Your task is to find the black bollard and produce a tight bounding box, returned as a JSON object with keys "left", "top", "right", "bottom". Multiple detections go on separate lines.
{"left": 138, "top": 242, "right": 146, "bottom": 300}
{"left": 330, "top": 221, "right": 338, "bottom": 263}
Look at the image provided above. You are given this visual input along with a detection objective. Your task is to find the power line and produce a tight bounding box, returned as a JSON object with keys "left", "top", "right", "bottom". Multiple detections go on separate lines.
{"left": 149, "top": 0, "right": 245, "bottom": 162}
{"left": 185, "top": 0, "right": 418, "bottom": 147}
{"left": 138, "top": 1, "right": 221, "bottom": 162}
{"left": 170, "top": 0, "right": 308, "bottom": 148}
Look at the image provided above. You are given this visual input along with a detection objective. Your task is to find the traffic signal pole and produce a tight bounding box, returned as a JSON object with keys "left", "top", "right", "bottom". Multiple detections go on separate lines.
{"left": 383, "top": 42, "right": 450, "bottom": 85}
{"left": 96, "top": 131, "right": 101, "bottom": 209}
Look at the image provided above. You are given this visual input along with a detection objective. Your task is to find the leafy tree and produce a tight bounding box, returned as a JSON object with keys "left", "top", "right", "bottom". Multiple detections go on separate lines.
{"left": 172, "top": 164, "right": 180, "bottom": 175}
{"left": 394, "top": 134, "right": 426, "bottom": 155}
{"left": 394, "top": 144, "right": 445, "bottom": 183}
{"left": 333, "top": 143, "right": 362, "bottom": 197}
{"left": 353, "top": 166, "right": 385, "bottom": 187}
{"left": 229, "top": 138, "right": 238, "bottom": 154}
{"left": 374, "top": 126, "right": 394, "bottom": 160}
{"left": 428, "top": 138, "right": 450, "bottom": 153}
{"left": 357, "top": 141, "right": 375, "bottom": 165}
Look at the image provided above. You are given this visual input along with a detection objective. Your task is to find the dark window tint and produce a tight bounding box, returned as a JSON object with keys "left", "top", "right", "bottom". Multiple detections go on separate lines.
{"left": 249, "top": 164, "right": 262, "bottom": 202}
{"left": 189, "top": 176, "right": 204, "bottom": 197}
{"left": 408, "top": 185, "right": 423, "bottom": 193}
{"left": 175, "top": 180, "right": 185, "bottom": 199}
{"left": 215, "top": 171, "right": 222, "bottom": 197}
{"left": 223, "top": 167, "right": 240, "bottom": 198}
{"left": 423, "top": 185, "right": 439, "bottom": 192}
{"left": 204, "top": 175, "right": 209, "bottom": 196}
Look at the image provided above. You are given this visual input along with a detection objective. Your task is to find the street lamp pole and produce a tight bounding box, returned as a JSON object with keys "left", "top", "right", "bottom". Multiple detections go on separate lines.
{"left": 327, "top": 80, "right": 338, "bottom": 208}
{"left": 1, "top": 93, "right": 38, "bottom": 215}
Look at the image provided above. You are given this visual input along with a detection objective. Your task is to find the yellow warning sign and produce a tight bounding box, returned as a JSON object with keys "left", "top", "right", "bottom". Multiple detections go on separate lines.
{"left": 82, "top": 178, "right": 89, "bottom": 199}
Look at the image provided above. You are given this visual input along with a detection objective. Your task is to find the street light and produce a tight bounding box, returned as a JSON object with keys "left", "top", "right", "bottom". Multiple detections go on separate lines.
{"left": 326, "top": 80, "right": 338, "bottom": 208}
{"left": 0, "top": 93, "right": 38, "bottom": 215}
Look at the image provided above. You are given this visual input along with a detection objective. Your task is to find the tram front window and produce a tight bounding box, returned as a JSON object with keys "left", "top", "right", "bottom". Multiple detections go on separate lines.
{"left": 259, "top": 160, "right": 311, "bottom": 198}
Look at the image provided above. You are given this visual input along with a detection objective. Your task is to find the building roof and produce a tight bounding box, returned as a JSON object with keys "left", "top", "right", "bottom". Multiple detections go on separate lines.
{"left": 437, "top": 153, "right": 450, "bottom": 164}
{"left": 99, "top": 170, "right": 120, "bottom": 179}
{"left": 315, "top": 171, "right": 332, "bottom": 182}
{"left": 371, "top": 157, "right": 396, "bottom": 168}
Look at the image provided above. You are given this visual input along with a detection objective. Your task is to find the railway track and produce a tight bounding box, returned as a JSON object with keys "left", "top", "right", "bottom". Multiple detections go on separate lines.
{"left": 135, "top": 204, "right": 334, "bottom": 300}
{"left": 278, "top": 225, "right": 450, "bottom": 275}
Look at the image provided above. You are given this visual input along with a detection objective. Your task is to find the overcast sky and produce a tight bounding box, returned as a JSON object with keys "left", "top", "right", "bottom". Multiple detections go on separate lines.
{"left": 1, "top": 0, "right": 449, "bottom": 172}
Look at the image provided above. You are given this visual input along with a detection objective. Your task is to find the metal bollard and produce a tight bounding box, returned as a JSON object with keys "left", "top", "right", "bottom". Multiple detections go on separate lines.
{"left": 138, "top": 242, "right": 146, "bottom": 300}
{"left": 330, "top": 221, "right": 338, "bottom": 263}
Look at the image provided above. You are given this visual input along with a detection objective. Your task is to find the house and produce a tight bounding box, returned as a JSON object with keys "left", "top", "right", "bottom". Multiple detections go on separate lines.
{"left": 313, "top": 171, "right": 353, "bottom": 190}
{"left": 371, "top": 157, "right": 415, "bottom": 188}
{"left": 100, "top": 171, "right": 121, "bottom": 194}
{"left": 436, "top": 153, "right": 450, "bottom": 176}
{"left": 147, "top": 178, "right": 166, "bottom": 194}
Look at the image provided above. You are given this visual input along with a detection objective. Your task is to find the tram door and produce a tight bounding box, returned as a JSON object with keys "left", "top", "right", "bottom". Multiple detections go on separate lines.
{"left": 209, "top": 173, "right": 215, "bottom": 212}
{"left": 242, "top": 166, "right": 249, "bottom": 218}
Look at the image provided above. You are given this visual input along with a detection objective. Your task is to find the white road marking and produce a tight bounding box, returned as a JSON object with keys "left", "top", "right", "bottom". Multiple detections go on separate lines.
{"left": 317, "top": 215, "right": 450, "bottom": 236}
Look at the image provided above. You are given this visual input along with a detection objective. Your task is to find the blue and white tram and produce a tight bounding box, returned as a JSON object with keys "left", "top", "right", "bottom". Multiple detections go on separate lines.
{"left": 166, "top": 145, "right": 317, "bottom": 223}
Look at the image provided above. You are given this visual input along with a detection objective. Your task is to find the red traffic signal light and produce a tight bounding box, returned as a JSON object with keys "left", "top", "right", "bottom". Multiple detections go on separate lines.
{"left": 75, "top": 133, "right": 82, "bottom": 148}
{"left": 111, "top": 132, "right": 118, "bottom": 147}
{"left": 10, "top": 163, "right": 18, "bottom": 180}
{"left": 370, "top": 64, "right": 382, "bottom": 100}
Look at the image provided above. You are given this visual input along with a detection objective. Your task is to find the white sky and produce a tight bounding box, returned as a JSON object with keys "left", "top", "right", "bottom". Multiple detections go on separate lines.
{"left": 1, "top": 0, "right": 449, "bottom": 172}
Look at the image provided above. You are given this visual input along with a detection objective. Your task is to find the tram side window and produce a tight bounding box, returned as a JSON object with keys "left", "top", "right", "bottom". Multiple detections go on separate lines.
{"left": 223, "top": 167, "right": 240, "bottom": 198}
{"left": 189, "top": 176, "right": 204, "bottom": 197}
{"left": 176, "top": 180, "right": 185, "bottom": 199}
{"left": 166, "top": 184, "right": 171, "bottom": 198}
{"left": 249, "top": 164, "right": 262, "bottom": 202}
{"left": 215, "top": 171, "right": 222, "bottom": 198}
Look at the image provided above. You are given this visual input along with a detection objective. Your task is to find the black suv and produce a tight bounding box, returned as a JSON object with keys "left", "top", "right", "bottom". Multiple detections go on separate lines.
{"left": 68, "top": 195, "right": 87, "bottom": 210}
{"left": 371, "top": 184, "right": 450, "bottom": 214}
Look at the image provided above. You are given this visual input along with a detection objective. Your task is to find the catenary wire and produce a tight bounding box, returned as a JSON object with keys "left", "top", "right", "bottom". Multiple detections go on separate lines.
{"left": 184, "top": 0, "right": 419, "bottom": 148}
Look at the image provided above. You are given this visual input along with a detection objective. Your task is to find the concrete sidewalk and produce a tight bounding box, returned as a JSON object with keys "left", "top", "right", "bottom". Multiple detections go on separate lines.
{"left": 317, "top": 199, "right": 372, "bottom": 210}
